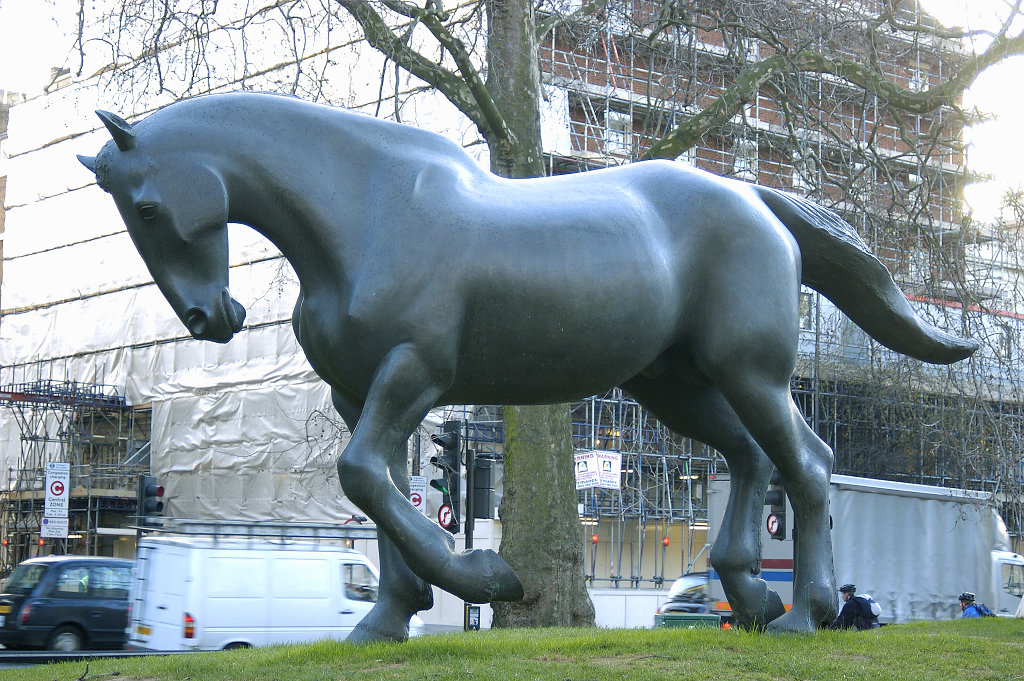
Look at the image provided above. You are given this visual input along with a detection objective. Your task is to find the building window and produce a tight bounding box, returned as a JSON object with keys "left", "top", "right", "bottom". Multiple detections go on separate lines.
{"left": 791, "top": 129, "right": 817, "bottom": 194}
{"left": 733, "top": 137, "right": 758, "bottom": 181}
{"left": 909, "top": 66, "right": 929, "bottom": 92}
{"left": 799, "top": 291, "right": 816, "bottom": 330}
{"left": 907, "top": 252, "right": 930, "bottom": 285}
{"left": 849, "top": 161, "right": 871, "bottom": 199}
{"left": 997, "top": 324, "right": 1014, "bottom": 360}
{"left": 792, "top": 152, "right": 816, "bottom": 194}
{"left": 605, "top": 110, "right": 633, "bottom": 157}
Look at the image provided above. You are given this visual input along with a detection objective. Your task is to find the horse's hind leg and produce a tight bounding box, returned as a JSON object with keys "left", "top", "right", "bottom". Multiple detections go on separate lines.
{"left": 330, "top": 390, "right": 433, "bottom": 643}
{"left": 622, "top": 376, "right": 786, "bottom": 629}
{"left": 726, "top": 386, "right": 836, "bottom": 633}
{"left": 699, "top": 311, "right": 838, "bottom": 631}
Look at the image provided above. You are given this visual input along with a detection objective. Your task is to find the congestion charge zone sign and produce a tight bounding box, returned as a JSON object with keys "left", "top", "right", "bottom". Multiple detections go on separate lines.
{"left": 43, "top": 461, "right": 71, "bottom": 540}
{"left": 45, "top": 462, "right": 70, "bottom": 518}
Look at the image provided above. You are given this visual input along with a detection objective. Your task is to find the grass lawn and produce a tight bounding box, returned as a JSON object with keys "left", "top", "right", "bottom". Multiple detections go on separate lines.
{"left": 7, "top": 618, "right": 1023, "bottom": 681}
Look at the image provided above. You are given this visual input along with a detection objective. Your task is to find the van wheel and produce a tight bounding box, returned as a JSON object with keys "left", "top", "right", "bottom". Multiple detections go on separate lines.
{"left": 223, "top": 642, "right": 252, "bottom": 650}
{"left": 48, "top": 626, "right": 84, "bottom": 651}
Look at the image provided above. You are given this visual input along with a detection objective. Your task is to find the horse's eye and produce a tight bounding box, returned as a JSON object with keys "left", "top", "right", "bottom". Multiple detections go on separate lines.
{"left": 137, "top": 203, "right": 159, "bottom": 220}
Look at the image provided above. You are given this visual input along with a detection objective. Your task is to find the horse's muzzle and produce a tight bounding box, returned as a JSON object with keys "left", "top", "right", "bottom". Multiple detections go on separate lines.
{"left": 184, "top": 290, "right": 246, "bottom": 342}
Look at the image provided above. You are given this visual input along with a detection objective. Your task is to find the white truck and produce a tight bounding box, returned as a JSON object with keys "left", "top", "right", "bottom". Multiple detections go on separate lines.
{"left": 127, "top": 533, "right": 422, "bottom": 650}
{"left": 707, "top": 473, "right": 1024, "bottom": 623}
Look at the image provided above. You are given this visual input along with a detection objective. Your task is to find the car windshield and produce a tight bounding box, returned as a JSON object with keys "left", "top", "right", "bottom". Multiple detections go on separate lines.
{"left": 667, "top": 574, "right": 707, "bottom": 599}
{"left": 6, "top": 563, "right": 47, "bottom": 594}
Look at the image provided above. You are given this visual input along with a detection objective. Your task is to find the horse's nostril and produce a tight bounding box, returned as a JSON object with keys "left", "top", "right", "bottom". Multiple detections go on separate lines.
{"left": 185, "top": 307, "right": 208, "bottom": 336}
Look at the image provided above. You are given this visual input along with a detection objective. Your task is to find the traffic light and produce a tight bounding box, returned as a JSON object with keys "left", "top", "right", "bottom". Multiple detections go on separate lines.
{"left": 764, "top": 469, "right": 786, "bottom": 540}
{"left": 137, "top": 474, "right": 165, "bottom": 526}
{"left": 471, "top": 456, "right": 494, "bottom": 520}
{"left": 430, "top": 420, "right": 462, "bottom": 533}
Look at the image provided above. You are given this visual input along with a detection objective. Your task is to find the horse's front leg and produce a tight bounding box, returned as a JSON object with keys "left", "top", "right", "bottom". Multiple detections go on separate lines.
{"left": 329, "top": 389, "right": 434, "bottom": 643}
{"left": 337, "top": 345, "right": 524, "bottom": 606}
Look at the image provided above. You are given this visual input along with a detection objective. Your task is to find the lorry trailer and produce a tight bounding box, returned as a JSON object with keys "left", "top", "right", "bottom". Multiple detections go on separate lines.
{"left": 707, "top": 473, "right": 1024, "bottom": 622}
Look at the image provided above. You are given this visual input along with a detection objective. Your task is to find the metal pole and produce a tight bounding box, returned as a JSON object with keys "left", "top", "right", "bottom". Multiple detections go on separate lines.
{"left": 465, "top": 443, "right": 475, "bottom": 551}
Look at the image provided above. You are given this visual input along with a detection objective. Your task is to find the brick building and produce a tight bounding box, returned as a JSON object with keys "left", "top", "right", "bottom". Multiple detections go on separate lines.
{"left": 0, "top": 1, "right": 1019, "bottom": 598}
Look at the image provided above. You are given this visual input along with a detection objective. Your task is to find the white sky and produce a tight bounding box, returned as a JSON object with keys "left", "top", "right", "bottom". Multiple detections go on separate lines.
{"left": 0, "top": 0, "right": 1021, "bottom": 222}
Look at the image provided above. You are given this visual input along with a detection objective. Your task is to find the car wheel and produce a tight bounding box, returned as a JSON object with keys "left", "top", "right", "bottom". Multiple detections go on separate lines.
{"left": 223, "top": 642, "right": 252, "bottom": 650}
{"left": 48, "top": 626, "right": 84, "bottom": 651}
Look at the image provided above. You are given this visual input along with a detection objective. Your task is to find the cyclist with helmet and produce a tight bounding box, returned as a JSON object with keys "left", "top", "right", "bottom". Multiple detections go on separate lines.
{"left": 959, "top": 592, "right": 984, "bottom": 617}
{"left": 829, "top": 583, "right": 881, "bottom": 630}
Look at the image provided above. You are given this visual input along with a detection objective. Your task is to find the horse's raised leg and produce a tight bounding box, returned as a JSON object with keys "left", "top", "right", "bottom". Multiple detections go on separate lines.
{"left": 335, "top": 346, "right": 524, "bottom": 606}
{"left": 621, "top": 376, "right": 785, "bottom": 629}
{"left": 329, "top": 390, "right": 434, "bottom": 643}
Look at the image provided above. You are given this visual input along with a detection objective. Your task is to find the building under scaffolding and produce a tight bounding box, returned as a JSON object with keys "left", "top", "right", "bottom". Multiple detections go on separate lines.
{"left": 2, "top": 0, "right": 1022, "bottom": 599}
{"left": 0, "top": 380, "right": 151, "bottom": 573}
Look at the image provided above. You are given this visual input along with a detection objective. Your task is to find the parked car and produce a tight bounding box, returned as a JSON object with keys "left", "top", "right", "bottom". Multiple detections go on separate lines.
{"left": 655, "top": 572, "right": 710, "bottom": 615}
{"left": 0, "top": 555, "right": 132, "bottom": 651}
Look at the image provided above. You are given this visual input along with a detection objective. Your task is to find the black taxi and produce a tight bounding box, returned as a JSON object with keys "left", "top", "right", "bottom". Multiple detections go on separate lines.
{"left": 0, "top": 555, "right": 132, "bottom": 651}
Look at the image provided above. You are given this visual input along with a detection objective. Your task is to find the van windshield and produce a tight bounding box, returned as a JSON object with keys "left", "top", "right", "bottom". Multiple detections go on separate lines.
{"left": 343, "top": 563, "right": 379, "bottom": 602}
{"left": 6, "top": 563, "right": 47, "bottom": 594}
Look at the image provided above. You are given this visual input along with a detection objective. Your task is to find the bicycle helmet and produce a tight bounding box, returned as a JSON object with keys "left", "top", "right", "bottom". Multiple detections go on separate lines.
{"left": 958, "top": 591, "right": 975, "bottom": 603}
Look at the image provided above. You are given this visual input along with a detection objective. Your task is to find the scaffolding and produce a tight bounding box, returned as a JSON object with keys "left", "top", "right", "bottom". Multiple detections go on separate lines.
{"left": 0, "top": 380, "right": 152, "bottom": 573}
{"left": 454, "top": 394, "right": 718, "bottom": 588}
{"left": 526, "top": 0, "right": 1024, "bottom": 571}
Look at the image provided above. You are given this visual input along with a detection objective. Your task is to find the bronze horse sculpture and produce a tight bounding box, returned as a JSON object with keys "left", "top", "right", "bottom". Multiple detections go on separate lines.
{"left": 79, "top": 92, "right": 976, "bottom": 640}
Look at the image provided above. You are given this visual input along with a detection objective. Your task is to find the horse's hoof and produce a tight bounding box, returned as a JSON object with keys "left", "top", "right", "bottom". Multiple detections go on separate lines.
{"left": 764, "top": 589, "right": 787, "bottom": 623}
{"left": 739, "top": 588, "right": 787, "bottom": 631}
{"left": 726, "top": 579, "right": 787, "bottom": 631}
{"left": 457, "top": 549, "right": 524, "bottom": 603}
{"left": 347, "top": 608, "right": 411, "bottom": 644}
{"left": 764, "top": 609, "right": 816, "bottom": 635}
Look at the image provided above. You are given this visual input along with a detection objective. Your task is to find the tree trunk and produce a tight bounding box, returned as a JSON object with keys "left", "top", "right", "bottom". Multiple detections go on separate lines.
{"left": 493, "top": 404, "right": 595, "bottom": 627}
{"left": 483, "top": 0, "right": 594, "bottom": 629}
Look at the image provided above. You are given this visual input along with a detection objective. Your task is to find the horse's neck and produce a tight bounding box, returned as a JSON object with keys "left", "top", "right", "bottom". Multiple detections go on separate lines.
{"left": 214, "top": 103, "right": 432, "bottom": 294}
{"left": 192, "top": 95, "right": 485, "bottom": 293}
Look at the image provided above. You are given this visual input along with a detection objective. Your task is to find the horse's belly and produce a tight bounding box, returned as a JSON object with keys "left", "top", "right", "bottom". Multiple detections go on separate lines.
{"left": 443, "top": 342, "right": 664, "bottom": 405}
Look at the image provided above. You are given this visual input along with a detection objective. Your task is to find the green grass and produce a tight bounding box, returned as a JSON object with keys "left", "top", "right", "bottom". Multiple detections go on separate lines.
{"left": 7, "top": 619, "right": 1024, "bottom": 681}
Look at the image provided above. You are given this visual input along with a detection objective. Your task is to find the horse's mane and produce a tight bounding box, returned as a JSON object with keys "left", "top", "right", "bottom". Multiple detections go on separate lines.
{"left": 153, "top": 92, "right": 477, "bottom": 168}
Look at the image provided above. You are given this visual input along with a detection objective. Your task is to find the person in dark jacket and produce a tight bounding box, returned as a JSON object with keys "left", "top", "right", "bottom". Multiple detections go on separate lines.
{"left": 829, "top": 584, "right": 881, "bottom": 630}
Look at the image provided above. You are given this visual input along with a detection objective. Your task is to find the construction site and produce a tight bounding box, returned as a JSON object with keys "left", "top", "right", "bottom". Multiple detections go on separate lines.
{"left": 0, "top": 0, "right": 1021, "bottom": 595}
{"left": 0, "top": 377, "right": 150, "bottom": 571}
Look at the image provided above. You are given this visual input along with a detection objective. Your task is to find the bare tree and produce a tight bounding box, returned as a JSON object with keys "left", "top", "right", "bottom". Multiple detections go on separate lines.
{"left": 75, "top": 0, "right": 1024, "bottom": 621}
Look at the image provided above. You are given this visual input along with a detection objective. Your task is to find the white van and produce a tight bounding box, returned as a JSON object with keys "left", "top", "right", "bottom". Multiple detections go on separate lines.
{"left": 126, "top": 535, "right": 421, "bottom": 650}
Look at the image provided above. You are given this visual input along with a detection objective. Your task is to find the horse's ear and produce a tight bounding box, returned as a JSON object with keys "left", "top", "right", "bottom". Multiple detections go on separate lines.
{"left": 77, "top": 155, "right": 97, "bottom": 173}
{"left": 95, "top": 110, "right": 136, "bottom": 151}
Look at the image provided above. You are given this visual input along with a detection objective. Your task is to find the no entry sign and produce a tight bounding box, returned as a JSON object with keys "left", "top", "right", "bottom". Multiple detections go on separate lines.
{"left": 438, "top": 504, "right": 454, "bottom": 528}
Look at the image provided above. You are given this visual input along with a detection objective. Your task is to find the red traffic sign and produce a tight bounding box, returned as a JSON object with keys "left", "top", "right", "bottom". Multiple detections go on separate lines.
{"left": 438, "top": 504, "right": 454, "bottom": 528}
{"left": 50, "top": 480, "right": 65, "bottom": 496}
{"left": 410, "top": 492, "right": 422, "bottom": 507}
{"left": 766, "top": 513, "right": 780, "bottom": 536}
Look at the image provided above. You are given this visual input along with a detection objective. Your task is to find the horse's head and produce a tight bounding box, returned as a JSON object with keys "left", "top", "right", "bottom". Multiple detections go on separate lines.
{"left": 78, "top": 110, "right": 245, "bottom": 343}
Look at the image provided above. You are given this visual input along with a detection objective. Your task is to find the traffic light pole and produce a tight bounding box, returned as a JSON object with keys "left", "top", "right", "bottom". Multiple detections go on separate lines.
{"left": 463, "top": 438, "right": 481, "bottom": 632}
{"left": 465, "top": 445, "right": 475, "bottom": 551}
{"left": 431, "top": 419, "right": 481, "bottom": 630}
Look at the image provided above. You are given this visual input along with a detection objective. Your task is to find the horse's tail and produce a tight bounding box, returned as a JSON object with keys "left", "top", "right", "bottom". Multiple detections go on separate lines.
{"left": 753, "top": 185, "right": 978, "bottom": 364}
